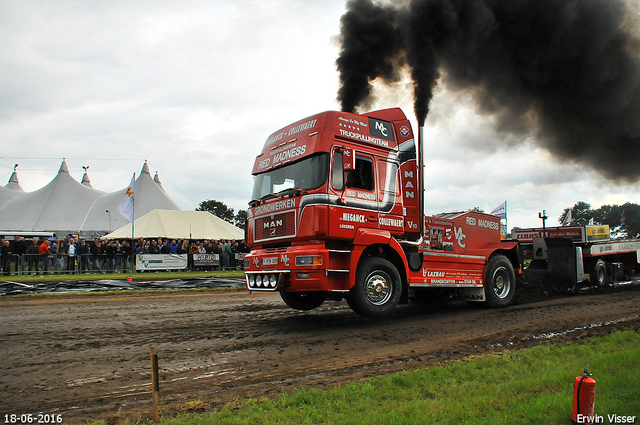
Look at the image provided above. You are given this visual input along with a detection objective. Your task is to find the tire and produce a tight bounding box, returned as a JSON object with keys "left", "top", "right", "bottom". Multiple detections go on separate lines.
{"left": 349, "top": 257, "right": 402, "bottom": 318}
{"left": 280, "top": 291, "right": 326, "bottom": 311}
{"left": 591, "top": 259, "right": 608, "bottom": 287}
{"left": 484, "top": 254, "right": 515, "bottom": 308}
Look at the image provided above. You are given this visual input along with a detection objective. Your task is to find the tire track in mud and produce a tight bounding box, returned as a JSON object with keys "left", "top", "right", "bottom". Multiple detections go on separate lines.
{"left": 1, "top": 288, "right": 639, "bottom": 423}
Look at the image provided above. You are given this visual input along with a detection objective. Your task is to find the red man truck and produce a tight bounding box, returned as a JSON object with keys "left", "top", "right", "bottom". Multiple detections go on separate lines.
{"left": 244, "top": 108, "right": 521, "bottom": 317}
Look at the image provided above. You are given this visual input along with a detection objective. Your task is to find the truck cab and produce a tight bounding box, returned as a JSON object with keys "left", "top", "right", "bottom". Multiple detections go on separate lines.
{"left": 245, "top": 108, "right": 520, "bottom": 317}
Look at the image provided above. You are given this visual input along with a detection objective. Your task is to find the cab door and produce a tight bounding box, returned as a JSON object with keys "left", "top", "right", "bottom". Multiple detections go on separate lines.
{"left": 328, "top": 148, "right": 378, "bottom": 238}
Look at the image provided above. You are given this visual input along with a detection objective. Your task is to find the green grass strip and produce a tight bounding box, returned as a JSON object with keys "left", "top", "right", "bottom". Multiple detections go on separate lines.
{"left": 140, "top": 330, "right": 640, "bottom": 425}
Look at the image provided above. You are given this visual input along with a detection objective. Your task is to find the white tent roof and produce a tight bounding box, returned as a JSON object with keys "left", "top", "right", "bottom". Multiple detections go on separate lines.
{"left": 0, "top": 160, "right": 183, "bottom": 237}
{"left": 0, "top": 160, "right": 104, "bottom": 235}
{"left": 103, "top": 209, "right": 244, "bottom": 240}
{"left": 0, "top": 185, "right": 23, "bottom": 210}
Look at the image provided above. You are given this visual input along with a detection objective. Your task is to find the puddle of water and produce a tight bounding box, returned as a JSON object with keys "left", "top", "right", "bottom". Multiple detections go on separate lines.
{"left": 530, "top": 315, "right": 640, "bottom": 340}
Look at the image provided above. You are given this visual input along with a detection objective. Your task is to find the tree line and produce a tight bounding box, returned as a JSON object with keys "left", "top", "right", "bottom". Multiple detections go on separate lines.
{"left": 560, "top": 201, "right": 640, "bottom": 238}
{"left": 196, "top": 200, "right": 247, "bottom": 229}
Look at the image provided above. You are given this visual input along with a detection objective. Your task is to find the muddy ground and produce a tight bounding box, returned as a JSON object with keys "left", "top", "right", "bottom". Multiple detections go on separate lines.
{"left": 1, "top": 285, "right": 639, "bottom": 423}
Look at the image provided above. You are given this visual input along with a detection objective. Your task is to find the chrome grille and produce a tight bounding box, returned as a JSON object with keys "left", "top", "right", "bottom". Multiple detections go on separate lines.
{"left": 255, "top": 211, "right": 296, "bottom": 241}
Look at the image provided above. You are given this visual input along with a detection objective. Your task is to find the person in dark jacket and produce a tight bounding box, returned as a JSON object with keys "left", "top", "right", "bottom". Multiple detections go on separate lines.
{"left": 148, "top": 239, "right": 160, "bottom": 254}
{"left": 77, "top": 238, "right": 90, "bottom": 272}
{"left": 105, "top": 240, "right": 118, "bottom": 272}
{"left": 119, "top": 240, "right": 132, "bottom": 270}
{"left": 1, "top": 239, "right": 11, "bottom": 276}
{"left": 26, "top": 238, "right": 40, "bottom": 274}
{"left": 13, "top": 236, "right": 26, "bottom": 273}
{"left": 160, "top": 239, "right": 170, "bottom": 254}
{"left": 91, "top": 239, "right": 105, "bottom": 271}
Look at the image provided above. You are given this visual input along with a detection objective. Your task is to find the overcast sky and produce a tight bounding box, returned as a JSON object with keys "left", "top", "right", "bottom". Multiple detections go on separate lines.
{"left": 2, "top": 0, "right": 639, "bottom": 229}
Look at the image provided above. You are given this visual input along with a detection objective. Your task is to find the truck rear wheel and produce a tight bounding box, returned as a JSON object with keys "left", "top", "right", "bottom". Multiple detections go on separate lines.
{"left": 349, "top": 257, "right": 401, "bottom": 318}
{"left": 280, "top": 292, "right": 326, "bottom": 311}
{"left": 484, "top": 254, "right": 515, "bottom": 308}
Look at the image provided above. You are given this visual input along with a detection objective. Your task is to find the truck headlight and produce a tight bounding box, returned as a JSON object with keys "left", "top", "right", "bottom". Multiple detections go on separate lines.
{"left": 295, "top": 255, "right": 323, "bottom": 266}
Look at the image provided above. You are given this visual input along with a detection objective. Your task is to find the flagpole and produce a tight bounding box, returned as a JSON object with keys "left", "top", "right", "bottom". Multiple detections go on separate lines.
{"left": 505, "top": 200, "right": 508, "bottom": 238}
{"left": 131, "top": 197, "right": 135, "bottom": 274}
{"left": 117, "top": 172, "right": 136, "bottom": 274}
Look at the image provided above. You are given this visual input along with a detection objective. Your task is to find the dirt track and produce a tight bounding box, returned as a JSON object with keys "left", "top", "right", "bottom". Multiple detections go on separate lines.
{"left": 1, "top": 286, "right": 639, "bottom": 423}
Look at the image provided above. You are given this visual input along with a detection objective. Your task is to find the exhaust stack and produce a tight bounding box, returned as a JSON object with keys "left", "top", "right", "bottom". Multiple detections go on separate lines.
{"left": 418, "top": 125, "right": 425, "bottom": 237}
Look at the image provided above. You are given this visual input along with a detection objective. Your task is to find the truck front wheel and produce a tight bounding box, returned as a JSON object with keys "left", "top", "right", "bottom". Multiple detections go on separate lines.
{"left": 349, "top": 257, "right": 402, "bottom": 318}
{"left": 484, "top": 254, "right": 515, "bottom": 308}
{"left": 280, "top": 292, "right": 326, "bottom": 311}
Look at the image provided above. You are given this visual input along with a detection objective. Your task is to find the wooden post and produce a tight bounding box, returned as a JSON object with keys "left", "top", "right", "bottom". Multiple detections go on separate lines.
{"left": 150, "top": 346, "right": 159, "bottom": 422}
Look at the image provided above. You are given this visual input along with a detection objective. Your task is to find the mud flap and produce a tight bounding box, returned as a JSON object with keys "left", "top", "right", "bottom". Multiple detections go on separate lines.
{"left": 461, "top": 287, "right": 485, "bottom": 302}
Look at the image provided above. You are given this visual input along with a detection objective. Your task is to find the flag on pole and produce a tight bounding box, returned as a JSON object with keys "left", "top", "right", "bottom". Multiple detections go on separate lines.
{"left": 117, "top": 173, "right": 136, "bottom": 222}
{"left": 490, "top": 201, "right": 506, "bottom": 219}
{"left": 561, "top": 209, "right": 572, "bottom": 226}
{"left": 621, "top": 210, "right": 626, "bottom": 226}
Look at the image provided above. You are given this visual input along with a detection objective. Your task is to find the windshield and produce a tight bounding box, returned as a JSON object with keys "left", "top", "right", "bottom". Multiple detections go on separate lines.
{"left": 252, "top": 153, "right": 329, "bottom": 200}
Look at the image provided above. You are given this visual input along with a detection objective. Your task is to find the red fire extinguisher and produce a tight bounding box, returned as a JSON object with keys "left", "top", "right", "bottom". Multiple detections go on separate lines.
{"left": 572, "top": 363, "right": 596, "bottom": 423}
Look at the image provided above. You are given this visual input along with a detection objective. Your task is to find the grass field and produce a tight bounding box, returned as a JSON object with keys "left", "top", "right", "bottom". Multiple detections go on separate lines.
{"left": 99, "top": 330, "right": 640, "bottom": 425}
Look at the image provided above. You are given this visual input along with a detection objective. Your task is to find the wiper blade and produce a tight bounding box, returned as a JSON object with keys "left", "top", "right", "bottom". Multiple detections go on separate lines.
{"left": 259, "top": 193, "right": 279, "bottom": 201}
{"left": 251, "top": 188, "right": 302, "bottom": 207}
{"left": 277, "top": 188, "right": 301, "bottom": 197}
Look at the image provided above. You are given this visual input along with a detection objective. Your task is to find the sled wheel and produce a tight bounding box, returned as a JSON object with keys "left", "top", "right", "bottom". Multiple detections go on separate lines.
{"left": 280, "top": 292, "right": 326, "bottom": 311}
{"left": 349, "top": 257, "right": 401, "bottom": 318}
{"left": 484, "top": 254, "right": 515, "bottom": 308}
{"left": 592, "top": 259, "right": 608, "bottom": 287}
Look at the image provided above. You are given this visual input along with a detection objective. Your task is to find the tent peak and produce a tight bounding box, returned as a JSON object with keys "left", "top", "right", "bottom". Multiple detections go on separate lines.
{"left": 58, "top": 159, "right": 69, "bottom": 174}
{"left": 153, "top": 172, "right": 166, "bottom": 192}
{"left": 81, "top": 166, "right": 93, "bottom": 187}
{"left": 5, "top": 164, "right": 24, "bottom": 191}
{"left": 141, "top": 160, "right": 150, "bottom": 175}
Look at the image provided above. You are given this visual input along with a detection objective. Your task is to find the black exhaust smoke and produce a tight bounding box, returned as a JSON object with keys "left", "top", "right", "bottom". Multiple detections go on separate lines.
{"left": 336, "top": 0, "right": 640, "bottom": 181}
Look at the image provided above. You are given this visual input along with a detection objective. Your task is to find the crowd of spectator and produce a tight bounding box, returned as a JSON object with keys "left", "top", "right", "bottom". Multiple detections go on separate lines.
{"left": 0, "top": 235, "right": 250, "bottom": 276}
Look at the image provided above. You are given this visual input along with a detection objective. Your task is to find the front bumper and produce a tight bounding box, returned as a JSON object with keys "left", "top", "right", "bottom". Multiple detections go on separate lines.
{"left": 244, "top": 245, "right": 350, "bottom": 292}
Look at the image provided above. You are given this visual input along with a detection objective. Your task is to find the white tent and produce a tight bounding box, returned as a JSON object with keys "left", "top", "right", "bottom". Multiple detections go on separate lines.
{"left": 0, "top": 160, "right": 183, "bottom": 238}
{"left": 103, "top": 209, "right": 244, "bottom": 240}
{"left": 0, "top": 161, "right": 104, "bottom": 235}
